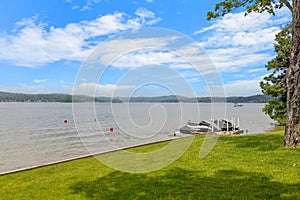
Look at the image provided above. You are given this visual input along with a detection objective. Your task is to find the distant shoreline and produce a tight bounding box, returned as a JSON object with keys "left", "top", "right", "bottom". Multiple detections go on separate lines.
{"left": 0, "top": 91, "right": 272, "bottom": 103}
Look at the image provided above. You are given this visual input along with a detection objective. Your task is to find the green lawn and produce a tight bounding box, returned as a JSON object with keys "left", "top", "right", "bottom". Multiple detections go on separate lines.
{"left": 1, "top": 130, "right": 300, "bottom": 199}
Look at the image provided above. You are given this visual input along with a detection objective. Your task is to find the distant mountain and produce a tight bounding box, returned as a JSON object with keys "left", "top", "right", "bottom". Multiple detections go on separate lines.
{"left": 119, "top": 94, "right": 271, "bottom": 103}
{"left": 226, "top": 95, "right": 273, "bottom": 103}
{"left": 119, "top": 95, "right": 193, "bottom": 103}
{"left": 0, "top": 91, "right": 99, "bottom": 103}
{"left": 193, "top": 95, "right": 272, "bottom": 103}
{"left": 0, "top": 91, "right": 272, "bottom": 103}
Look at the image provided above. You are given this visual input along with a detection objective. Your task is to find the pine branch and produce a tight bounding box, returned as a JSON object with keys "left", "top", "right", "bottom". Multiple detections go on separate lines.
{"left": 282, "top": 0, "right": 293, "bottom": 12}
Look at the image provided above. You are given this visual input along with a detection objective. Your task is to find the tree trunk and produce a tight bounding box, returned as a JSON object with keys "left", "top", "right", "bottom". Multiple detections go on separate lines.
{"left": 284, "top": 0, "right": 300, "bottom": 147}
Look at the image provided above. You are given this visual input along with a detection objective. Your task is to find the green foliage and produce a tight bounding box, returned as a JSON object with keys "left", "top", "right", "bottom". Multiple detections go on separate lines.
{"left": 207, "top": 0, "right": 289, "bottom": 20}
{"left": 226, "top": 94, "right": 272, "bottom": 103}
{"left": 0, "top": 92, "right": 74, "bottom": 102}
{"left": 1, "top": 131, "right": 300, "bottom": 199}
{"left": 263, "top": 99, "right": 287, "bottom": 125}
{"left": 260, "top": 24, "right": 291, "bottom": 125}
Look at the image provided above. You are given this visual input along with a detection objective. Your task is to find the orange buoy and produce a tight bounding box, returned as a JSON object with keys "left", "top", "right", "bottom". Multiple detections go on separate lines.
{"left": 109, "top": 127, "right": 114, "bottom": 133}
{"left": 64, "top": 119, "right": 68, "bottom": 123}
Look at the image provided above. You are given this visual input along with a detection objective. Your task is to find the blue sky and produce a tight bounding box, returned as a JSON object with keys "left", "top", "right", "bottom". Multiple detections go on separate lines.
{"left": 0, "top": 0, "right": 292, "bottom": 97}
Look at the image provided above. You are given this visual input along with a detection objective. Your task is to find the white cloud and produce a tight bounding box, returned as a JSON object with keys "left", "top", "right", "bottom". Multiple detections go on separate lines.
{"left": 33, "top": 79, "right": 48, "bottom": 83}
{"left": 194, "top": 8, "right": 291, "bottom": 95}
{"left": 75, "top": 82, "right": 135, "bottom": 96}
{"left": 207, "top": 48, "right": 272, "bottom": 71}
{"left": 196, "top": 8, "right": 291, "bottom": 72}
{"left": 72, "top": 5, "right": 79, "bottom": 10}
{"left": 111, "top": 50, "right": 183, "bottom": 68}
{"left": 96, "top": 37, "right": 217, "bottom": 75}
{"left": 0, "top": 8, "right": 160, "bottom": 67}
{"left": 247, "top": 68, "right": 266, "bottom": 73}
{"left": 196, "top": 8, "right": 290, "bottom": 35}
{"left": 135, "top": 7, "right": 154, "bottom": 19}
{"left": 0, "top": 85, "right": 72, "bottom": 94}
{"left": 81, "top": 0, "right": 101, "bottom": 11}
{"left": 224, "top": 79, "right": 262, "bottom": 96}
{"left": 93, "top": 39, "right": 216, "bottom": 76}
{"left": 89, "top": 37, "right": 175, "bottom": 67}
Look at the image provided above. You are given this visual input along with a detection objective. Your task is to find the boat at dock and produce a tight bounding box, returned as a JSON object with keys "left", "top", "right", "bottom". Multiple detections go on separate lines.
{"left": 177, "top": 119, "right": 243, "bottom": 135}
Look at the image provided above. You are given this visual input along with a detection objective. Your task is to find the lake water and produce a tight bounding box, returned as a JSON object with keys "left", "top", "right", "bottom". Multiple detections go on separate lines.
{"left": 0, "top": 102, "right": 276, "bottom": 173}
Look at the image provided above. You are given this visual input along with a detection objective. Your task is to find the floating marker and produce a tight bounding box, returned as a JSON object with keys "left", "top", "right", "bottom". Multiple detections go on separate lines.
{"left": 64, "top": 119, "right": 68, "bottom": 123}
{"left": 94, "top": 118, "right": 97, "bottom": 122}
{"left": 110, "top": 127, "right": 114, "bottom": 133}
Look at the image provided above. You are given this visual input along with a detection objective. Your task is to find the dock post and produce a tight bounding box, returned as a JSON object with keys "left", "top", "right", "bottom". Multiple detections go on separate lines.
{"left": 233, "top": 117, "right": 236, "bottom": 130}
{"left": 226, "top": 118, "right": 229, "bottom": 132}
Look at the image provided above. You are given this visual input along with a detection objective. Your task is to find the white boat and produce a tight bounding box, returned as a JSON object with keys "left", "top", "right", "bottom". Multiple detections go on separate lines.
{"left": 178, "top": 119, "right": 243, "bottom": 135}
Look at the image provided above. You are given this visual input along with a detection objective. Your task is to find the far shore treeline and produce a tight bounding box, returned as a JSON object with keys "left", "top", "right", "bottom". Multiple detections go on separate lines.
{"left": 0, "top": 91, "right": 272, "bottom": 103}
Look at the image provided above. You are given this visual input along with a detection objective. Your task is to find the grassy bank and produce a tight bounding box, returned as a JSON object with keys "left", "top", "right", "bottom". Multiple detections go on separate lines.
{"left": 1, "top": 130, "right": 300, "bottom": 199}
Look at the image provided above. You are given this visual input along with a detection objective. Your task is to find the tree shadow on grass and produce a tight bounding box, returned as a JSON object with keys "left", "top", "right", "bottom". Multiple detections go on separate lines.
{"left": 70, "top": 168, "right": 300, "bottom": 199}
{"left": 221, "top": 134, "right": 283, "bottom": 151}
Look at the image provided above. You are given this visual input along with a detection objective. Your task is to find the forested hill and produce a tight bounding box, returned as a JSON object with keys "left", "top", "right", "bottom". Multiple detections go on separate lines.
{"left": 0, "top": 91, "right": 272, "bottom": 103}
{"left": 0, "top": 91, "right": 89, "bottom": 102}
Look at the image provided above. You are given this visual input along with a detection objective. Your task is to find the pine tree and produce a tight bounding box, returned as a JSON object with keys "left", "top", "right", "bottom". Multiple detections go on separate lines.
{"left": 260, "top": 24, "right": 291, "bottom": 125}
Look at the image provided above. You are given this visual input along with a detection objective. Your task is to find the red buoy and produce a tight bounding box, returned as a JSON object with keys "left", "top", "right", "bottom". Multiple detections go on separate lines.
{"left": 64, "top": 119, "right": 68, "bottom": 123}
{"left": 94, "top": 118, "right": 97, "bottom": 122}
{"left": 110, "top": 127, "right": 114, "bottom": 133}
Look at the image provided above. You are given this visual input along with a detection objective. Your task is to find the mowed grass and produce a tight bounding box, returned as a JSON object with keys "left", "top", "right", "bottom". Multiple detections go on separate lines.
{"left": 1, "top": 129, "right": 300, "bottom": 199}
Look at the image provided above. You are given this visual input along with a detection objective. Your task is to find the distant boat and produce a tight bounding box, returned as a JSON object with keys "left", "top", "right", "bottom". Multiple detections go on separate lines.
{"left": 233, "top": 103, "right": 243, "bottom": 107}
